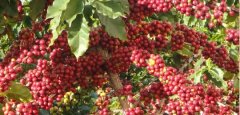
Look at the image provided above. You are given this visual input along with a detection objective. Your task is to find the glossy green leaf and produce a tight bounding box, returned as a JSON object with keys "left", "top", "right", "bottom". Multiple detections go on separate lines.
{"left": 4, "top": 82, "right": 32, "bottom": 102}
{"left": 208, "top": 67, "right": 228, "bottom": 90}
{"left": 83, "top": 5, "right": 94, "bottom": 26}
{"left": 49, "top": 15, "right": 62, "bottom": 46}
{"left": 91, "top": 0, "right": 129, "bottom": 19}
{"left": 47, "top": 0, "right": 71, "bottom": 45}
{"left": 205, "top": 59, "right": 214, "bottom": 69}
{"left": 68, "top": 15, "right": 90, "bottom": 58}
{"left": 29, "top": 0, "right": 46, "bottom": 20}
{"left": 46, "top": 0, "right": 70, "bottom": 19}
{"left": 98, "top": 14, "right": 127, "bottom": 40}
{"left": 61, "top": 0, "right": 84, "bottom": 27}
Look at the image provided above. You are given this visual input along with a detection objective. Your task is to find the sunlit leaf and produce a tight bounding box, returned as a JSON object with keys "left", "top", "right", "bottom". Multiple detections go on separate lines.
{"left": 61, "top": 0, "right": 84, "bottom": 26}
{"left": 4, "top": 82, "right": 32, "bottom": 102}
{"left": 91, "top": 0, "right": 129, "bottom": 19}
{"left": 98, "top": 14, "right": 127, "bottom": 40}
{"left": 68, "top": 14, "right": 90, "bottom": 58}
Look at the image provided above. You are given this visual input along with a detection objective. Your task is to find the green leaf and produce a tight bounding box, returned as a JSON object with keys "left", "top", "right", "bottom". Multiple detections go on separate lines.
{"left": 183, "top": 15, "right": 190, "bottom": 25}
{"left": 205, "top": 59, "right": 213, "bottom": 69}
{"left": 189, "top": 66, "right": 207, "bottom": 84}
{"left": 49, "top": 15, "right": 62, "bottom": 46}
{"left": 229, "top": 44, "right": 239, "bottom": 62}
{"left": 0, "top": 0, "right": 18, "bottom": 17}
{"left": 68, "top": 15, "right": 90, "bottom": 58}
{"left": 91, "top": 0, "right": 129, "bottom": 19}
{"left": 227, "top": 0, "right": 235, "bottom": 6}
{"left": 198, "top": 19, "right": 207, "bottom": 27}
{"left": 23, "top": 16, "right": 32, "bottom": 27}
{"left": 61, "top": 0, "right": 84, "bottom": 27}
{"left": 29, "top": 0, "right": 46, "bottom": 20}
{"left": 0, "top": 5, "right": 4, "bottom": 15}
{"left": 194, "top": 57, "right": 204, "bottom": 70}
{"left": 169, "top": 95, "right": 179, "bottom": 100}
{"left": 4, "top": 82, "right": 32, "bottom": 102}
{"left": 223, "top": 71, "right": 235, "bottom": 81}
{"left": 155, "top": 12, "right": 177, "bottom": 23}
{"left": 188, "top": 16, "right": 198, "bottom": 26}
{"left": 39, "top": 109, "right": 50, "bottom": 115}
{"left": 47, "top": 0, "right": 71, "bottom": 45}
{"left": 80, "top": 105, "right": 91, "bottom": 110}
{"left": 98, "top": 14, "right": 127, "bottom": 40}
{"left": 193, "top": 71, "right": 202, "bottom": 84}
{"left": 233, "top": 76, "right": 239, "bottom": 89}
{"left": 90, "top": 92, "right": 98, "bottom": 98}
{"left": 181, "top": 15, "right": 198, "bottom": 26}
{"left": 47, "top": 0, "right": 87, "bottom": 46}
{"left": 0, "top": 104, "right": 3, "bottom": 115}
{"left": 209, "top": 33, "right": 224, "bottom": 42}
{"left": 46, "top": 0, "right": 71, "bottom": 19}
{"left": 176, "top": 44, "right": 193, "bottom": 57}
{"left": 83, "top": 5, "right": 94, "bottom": 26}
{"left": 109, "top": 97, "right": 121, "bottom": 111}
{"left": 222, "top": 12, "right": 237, "bottom": 28}
{"left": 208, "top": 67, "right": 228, "bottom": 90}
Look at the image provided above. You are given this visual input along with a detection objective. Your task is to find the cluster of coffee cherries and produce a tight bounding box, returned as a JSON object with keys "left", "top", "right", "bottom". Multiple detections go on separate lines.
{"left": 129, "top": 47, "right": 237, "bottom": 114}
{"left": 225, "top": 29, "right": 239, "bottom": 45}
{"left": 202, "top": 43, "right": 238, "bottom": 73}
{"left": 50, "top": 91, "right": 78, "bottom": 114}
{"left": 106, "top": 46, "right": 136, "bottom": 73}
{"left": 2, "top": 100, "right": 38, "bottom": 115}
{"left": 0, "top": 59, "right": 22, "bottom": 92}
{"left": 0, "top": 3, "right": 238, "bottom": 114}
{"left": 127, "top": 0, "right": 237, "bottom": 27}
{"left": 175, "top": 24, "right": 208, "bottom": 53}
{"left": 95, "top": 89, "right": 112, "bottom": 115}
{"left": 125, "top": 107, "right": 144, "bottom": 115}
{"left": 170, "top": 31, "right": 185, "bottom": 51}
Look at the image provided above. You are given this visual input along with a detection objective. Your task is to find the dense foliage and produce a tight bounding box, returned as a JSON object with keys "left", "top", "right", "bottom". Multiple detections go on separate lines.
{"left": 0, "top": 0, "right": 239, "bottom": 115}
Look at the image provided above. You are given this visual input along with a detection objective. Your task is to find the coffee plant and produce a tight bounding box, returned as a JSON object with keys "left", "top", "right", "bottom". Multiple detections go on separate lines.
{"left": 0, "top": 0, "right": 239, "bottom": 114}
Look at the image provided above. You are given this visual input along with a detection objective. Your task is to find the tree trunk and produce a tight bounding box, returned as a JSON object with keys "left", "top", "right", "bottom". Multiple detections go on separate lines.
{"left": 109, "top": 73, "right": 130, "bottom": 111}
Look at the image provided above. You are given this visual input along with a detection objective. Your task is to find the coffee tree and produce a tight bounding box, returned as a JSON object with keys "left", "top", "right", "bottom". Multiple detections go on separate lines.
{"left": 0, "top": 0, "right": 239, "bottom": 114}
